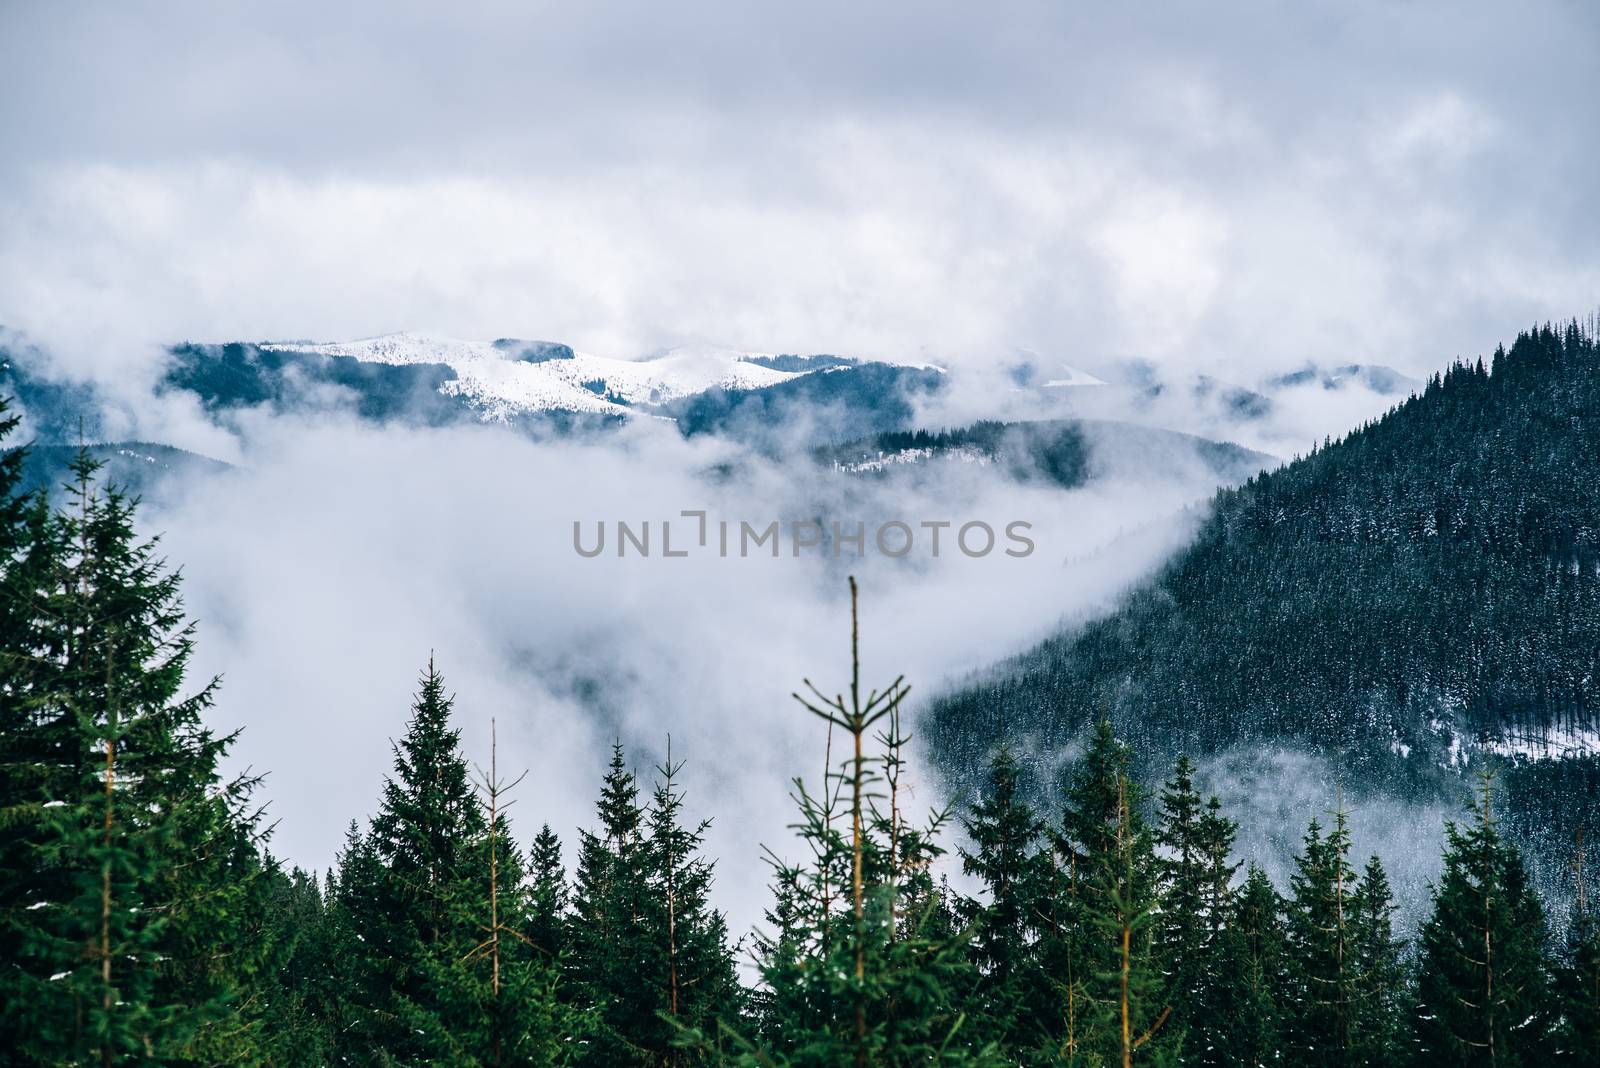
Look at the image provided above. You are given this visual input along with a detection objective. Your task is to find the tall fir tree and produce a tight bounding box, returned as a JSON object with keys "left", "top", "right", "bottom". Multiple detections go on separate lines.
{"left": 568, "top": 741, "right": 658, "bottom": 1066}
{"left": 256, "top": 865, "right": 338, "bottom": 1066}
{"left": 528, "top": 822, "right": 569, "bottom": 963}
{"left": 0, "top": 392, "right": 45, "bottom": 1055}
{"left": 692, "top": 577, "right": 999, "bottom": 1067}
{"left": 0, "top": 450, "right": 271, "bottom": 1064}
{"left": 1176, "top": 794, "right": 1242, "bottom": 1068}
{"left": 1553, "top": 827, "right": 1599, "bottom": 1065}
{"left": 645, "top": 743, "right": 742, "bottom": 1064}
{"left": 1348, "top": 855, "right": 1404, "bottom": 1068}
{"left": 1211, "top": 865, "right": 1288, "bottom": 1067}
{"left": 1413, "top": 772, "right": 1555, "bottom": 1067}
{"left": 1049, "top": 720, "right": 1174, "bottom": 1066}
{"left": 1284, "top": 809, "right": 1359, "bottom": 1067}
{"left": 0, "top": 392, "right": 31, "bottom": 652}
{"left": 326, "top": 821, "right": 387, "bottom": 1054}
{"left": 339, "top": 658, "right": 578, "bottom": 1066}
{"left": 1154, "top": 757, "right": 1206, "bottom": 1029}
{"left": 956, "top": 744, "right": 1048, "bottom": 1054}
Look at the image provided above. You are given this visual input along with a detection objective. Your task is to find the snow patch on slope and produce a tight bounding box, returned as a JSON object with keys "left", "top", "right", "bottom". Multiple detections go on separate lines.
{"left": 1039, "top": 365, "right": 1108, "bottom": 388}
{"left": 833, "top": 445, "right": 994, "bottom": 474}
{"left": 1479, "top": 724, "right": 1600, "bottom": 762}
{"left": 258, "top": 333, "right": 813, "bottom": 420}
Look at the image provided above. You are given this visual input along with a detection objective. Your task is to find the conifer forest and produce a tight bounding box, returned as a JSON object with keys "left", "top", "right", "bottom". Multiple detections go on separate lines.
{"left": 7, "top": 2, "right": 1600, "bottom": 1064}
{"left": 4, "top": 327, "right": 1600, "bottom": 1065}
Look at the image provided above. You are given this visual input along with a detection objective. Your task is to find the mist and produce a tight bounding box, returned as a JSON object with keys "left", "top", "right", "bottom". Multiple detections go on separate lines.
{"left": 5, "top": 0, "right": 1598, "bottom": 940}
{"left": 100, "top": 397, "right": 1225, "bottom": 936}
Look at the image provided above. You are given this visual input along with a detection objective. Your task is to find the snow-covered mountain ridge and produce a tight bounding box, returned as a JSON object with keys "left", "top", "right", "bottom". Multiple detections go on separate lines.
{"left": 257, "top": 333, "right": 867, "bottom": 419}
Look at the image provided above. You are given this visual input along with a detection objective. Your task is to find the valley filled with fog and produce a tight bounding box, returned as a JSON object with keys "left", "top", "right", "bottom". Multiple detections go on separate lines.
{"left": 2, "top": 327, "right": 1432, "bottom": 936}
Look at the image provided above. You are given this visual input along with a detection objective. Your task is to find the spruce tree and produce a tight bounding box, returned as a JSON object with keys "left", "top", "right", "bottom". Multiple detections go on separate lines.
{"left": 1050, "top": 721, "right": 1173, "bottom": 1066}
{"left": 1284, "top": 808, "right": 1359, "bottom": 1067}
{"left": 0, "top": 450, "right": 270, "bottom": 1063}
{"left": 956, "top": 744, "right": 1048, "bottom": 1053}
{"left": 529, "top": 822, "right": 568, "bottom": 962}
{"left": 568, "top": 741, "right": 657, "bottom": 1066}
{"left": 0, "top": 392, "right": 31, "bottom": 652}
{"left": 645, "top": 743, "right": 742, "bottom": 1064}
{"left": 1553, "top": 828, "right": 1598, "bottom": 1064}
{"left": 0, "top": 392, "right": 46, "bottom": 1056}
{"left": 359, "top": 658, "right": 488, "bottom": 1061}
{"left": 1177, "top": 794, "right": 1242, "bottom": 1068}
{"left": 1154, "top": 757, "right": 1206, "bottom": 1027}
{"left": 1413, "top": 772, "right": 1554, "bottom": 1066}
{"left": 1212, "top": 865, "right": 1288, "bottom": 1067}
{"left": 1348, "top": 855, "right": 1404, "bottom": 1067}
{"left": 691, "top": 577, "right": 998, "bottom": 1066}
{"left": 257, "top": 865, "right": 338, "bottom": 1065}
{"left": 340, "top": 658, "right": 580, "bottom": 1066}
{"left": 326, "top": 821, "right": 387, "bottom": 1056}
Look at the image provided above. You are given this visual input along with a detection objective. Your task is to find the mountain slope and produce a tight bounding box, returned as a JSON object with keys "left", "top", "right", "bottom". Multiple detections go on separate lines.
{"left": 9, "top": 442, "right": 231, "bottom": 504}
{"left": 926, "top": 323, "right": 1600, "bottom": 890}
{"left": 156, "top": 333, "right": 924, "bottom": 438}
{"left": 665, "top": 361, "right": 947, "bottom": 446}
{"left": 256, "top": 334, "right": 811, "bottom": 416}
{"left": 822, "top": 419, "right": 1274, "bottom": 489}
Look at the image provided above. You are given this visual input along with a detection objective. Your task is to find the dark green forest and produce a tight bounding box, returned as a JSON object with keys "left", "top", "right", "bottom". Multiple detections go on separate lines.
{"left": 929, "top": 323, "right": 1600, "bottom": 895}
{"left": 4, "top": 327, "right": 1600, "bottom": 1065}
{"left": 818, "top": 420, "right": 1270, "bottom": 490}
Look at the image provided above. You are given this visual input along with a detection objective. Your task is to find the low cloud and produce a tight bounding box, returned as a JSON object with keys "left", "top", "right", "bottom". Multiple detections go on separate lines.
{"left": 127, "top": 407, "right": 1213, "bottom": 933}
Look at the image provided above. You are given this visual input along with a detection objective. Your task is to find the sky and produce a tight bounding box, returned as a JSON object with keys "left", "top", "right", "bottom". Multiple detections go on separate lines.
{"left": 2, "top": 0, "right": 1596, "bottom": 382}
{"left": 2, "top": 0, "right": 1597, "bottom": 934}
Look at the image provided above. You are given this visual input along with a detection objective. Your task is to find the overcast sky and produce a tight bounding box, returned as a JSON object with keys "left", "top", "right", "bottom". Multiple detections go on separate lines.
{"left": 2, "top": 0, "right": 1596, "bottom": 383}
{"left": 6, "top": 0, "right": 1593, "bottom": 928}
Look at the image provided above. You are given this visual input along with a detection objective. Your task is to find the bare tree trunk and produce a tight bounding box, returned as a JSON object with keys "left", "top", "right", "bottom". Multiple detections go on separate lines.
{"left": 100, "top": 643, "right": 117, "bottom": 1068}
{"left": 488, "top": 720, "right": 502, "bottom": 1066}
{"left": 470, "top": 719, "right": 528, "bottom": 1068}
{"left": 792, "top": 577, "right": 909, "bottom": 1068}
{"left": 1481, "top": 780, "right": 1497, "bottom": 1068}
{"left": 101, "top": 732, "right": 114, "bottom": 1068}
{"left": 849, "top": 579, "right": 868, "bottom": 1065}
{"left": 665, "top": 737, "right": 681, "bottom": 1022}
{"left": 1118, "top": 776, "right": 1132, "bottom": 1068}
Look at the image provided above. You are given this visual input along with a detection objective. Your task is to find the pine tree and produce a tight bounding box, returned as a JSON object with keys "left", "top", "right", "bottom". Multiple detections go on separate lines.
{"left": 569, "top": 741, "right": 658, "bottom": 1066}
{"left": 1348, "top": 855, "right": 1404, "bottom": 1067}
{"left": 1284, "top": 808, "right": 1359, "bottom": 1067}
{"left": 1211, "top": 865, "right": 1288, "bottom": 1067}
{"left": 529, "top": 822, "right": 568, "bottom": 962}
{"left": 1154, "top": 756, "right": 1206, "bottom": 1028}
{"left": 339, "top": 658, "right": 580, "bottom": 1065}
{"left": 690, "top": 577, "right": 998, "bottom": 1066}
{"left": 645, "top": 741, "right": 742, "bottom": 1064}
{"left": 1050, "top": 721, "right": 1173, "bottom": 1066}
{"left": 1176, "top": 793, "right": 1242, "bottom": 1068}
{"left": 0, "top": 450, "right": 270, "bottom": 1063}
{"left": 1554, "top": 830, "right": 1599, "bottom": 1064}
{"left": 1413, "top": 772, "right": 1555, "bottom": 1066}
{"left": 956, "top": 744, "right": 1047, "bottom": 1053}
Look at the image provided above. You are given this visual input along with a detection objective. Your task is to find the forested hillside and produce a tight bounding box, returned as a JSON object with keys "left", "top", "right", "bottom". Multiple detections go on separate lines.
{"left": 9, "top": 442, "right": 230, "bottom": 503}
{"left": 821, "top": 419, "right": 1272, "bottom": 489}
{"left": 1, "top": 392, "right": 1598, "bottom": 1063}
{"left": 928, "top": 322, "right": 1600, "bottom": 883}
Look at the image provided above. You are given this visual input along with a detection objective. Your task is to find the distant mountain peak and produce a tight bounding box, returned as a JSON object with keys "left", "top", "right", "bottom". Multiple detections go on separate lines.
{"left": 253, "top": 333, "right": 815, "bottom": 418}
